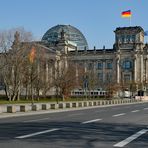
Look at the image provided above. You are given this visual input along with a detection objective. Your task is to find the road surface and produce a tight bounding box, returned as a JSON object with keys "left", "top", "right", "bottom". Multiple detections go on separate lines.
{"left": 0, "top": 102, "right": 148, "bottom": 148}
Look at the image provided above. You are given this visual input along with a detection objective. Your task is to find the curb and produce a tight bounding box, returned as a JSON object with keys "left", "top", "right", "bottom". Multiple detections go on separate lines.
{"left": 0, "top": 100, "right": 146, "bottom": 119}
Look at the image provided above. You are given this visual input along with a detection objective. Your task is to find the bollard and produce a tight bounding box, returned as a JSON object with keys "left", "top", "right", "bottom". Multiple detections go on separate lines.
{"left": 42, "top": 104, "right": 50, "bottom": 110}
{"left": 78, "top": 102, "right": 83, "bottom": 107}
{"left": 50, "top": 103, "right": 58, "bottom": 109}
{"left": 83, "top": 102, "right": 88, "bottom": 107}
{"left": 7, "top": 106, "right": 16, "bottom": 113}
{"left": 72, "top": 102, "right": 78, "bottom": 108}
{"left": 20, "top": 105, "right": 28, "bottom": 112}
{"left": 59, "top": 103, "right": 66, "bottom": 109}
{"left": 66, "top": 102, "right": 71, "bottom": 108}
{"left": 89, "top": 101, "right": 93, "bottom": 106}
{"left": 32, "top": 104, "right": 40, "bottom": 111}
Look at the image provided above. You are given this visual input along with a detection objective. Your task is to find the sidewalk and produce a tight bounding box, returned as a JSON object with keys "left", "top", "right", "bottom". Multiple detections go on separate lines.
{"left": 0, "top": 101, "right": 146, "bottom": 119}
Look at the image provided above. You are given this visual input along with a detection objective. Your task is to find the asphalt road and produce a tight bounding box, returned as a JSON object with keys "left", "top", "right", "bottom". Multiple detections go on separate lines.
{"left": 0, "top": 102, "right": 148, "bottom": 148}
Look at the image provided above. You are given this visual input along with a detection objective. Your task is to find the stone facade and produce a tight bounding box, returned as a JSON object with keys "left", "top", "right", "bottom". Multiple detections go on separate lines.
{"left": 46, "top": 26, "right": 148, "bottom": 92}
{"left": 1, "top": 25, "right": 148, "bottom": 96}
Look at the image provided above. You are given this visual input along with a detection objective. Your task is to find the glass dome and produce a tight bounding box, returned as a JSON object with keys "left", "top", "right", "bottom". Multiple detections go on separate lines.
{"left": 42, "top": 25, "right": 88, "bottom": 50}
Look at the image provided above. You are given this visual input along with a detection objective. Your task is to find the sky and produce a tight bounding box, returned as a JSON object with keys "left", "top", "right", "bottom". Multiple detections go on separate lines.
{"left": 0, "top": 0, "right": 148, "bottom": 49}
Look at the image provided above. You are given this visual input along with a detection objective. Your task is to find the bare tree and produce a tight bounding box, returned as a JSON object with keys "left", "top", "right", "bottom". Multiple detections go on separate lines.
{"left": 0, "top": 28, "right": 34, "bottom": 101}
{"left": 53, "top": 57, "right": 79, "bottom": 101}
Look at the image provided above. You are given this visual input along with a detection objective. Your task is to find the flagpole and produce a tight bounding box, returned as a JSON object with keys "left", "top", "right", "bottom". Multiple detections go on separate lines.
{"left": 121, "top": 10, "right": 132, "bottom": 27}
{"left": 129, "top": 16, "right": 131, "bottom": 26}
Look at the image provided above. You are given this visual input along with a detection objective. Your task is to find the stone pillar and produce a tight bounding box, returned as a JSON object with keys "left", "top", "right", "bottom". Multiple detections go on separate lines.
{"left": 140, "top": 54, "right": 143, "bottom": 83}
{"left": 76, "top": 63, "right": 78, "bottom": 85}
{"left": 84, "top": 61, "right": 87, "bottom": 73}
{"left": 64, "top": 56, "right": 68, "bottom": 69}
{"left": 117, "top": 59, "right": 120, "bottom": 83}
{"left": 146, "top": 57, "right": 148, "bottom": 82}
{"left": 134, "top": 54, "right": 137, "bottom": 82}
{"left": 50, "top": 67, "right": 53, "bottom": 83}
{"left": 54, "top": 60, "right": 58, "bottom": 79}
{"left": 103, "top": 60, "right": 106, "bottom": 82}
{"left": 45, "top": 62, "right": 49, "bottom": 82}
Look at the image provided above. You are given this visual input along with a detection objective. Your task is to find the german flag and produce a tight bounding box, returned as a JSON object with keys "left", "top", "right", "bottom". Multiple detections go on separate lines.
{"left": 121, "top": 10, "right": 132, "bottom": 18}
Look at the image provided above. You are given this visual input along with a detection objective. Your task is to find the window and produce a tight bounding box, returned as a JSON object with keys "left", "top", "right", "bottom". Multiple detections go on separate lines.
{"left": 121, "top": 35, "right": 125, "bottom": 43}
{"left": 132, "top": 35, "right": 135, "bottom": 42}
{"left": 97, "top": 62, "right": 103, "bottom": 69}
{"left": 123, "top": 60, "right": 132, "bottom": 69}
{"left": 88, "top": 63, "right": 93, "bottom": 70}
{"left": 124, "top": 74, "right": 131, "bottom": 83}
{"left": 106, "top": 73, "right": 112, "bottom": 81}
{"left": 98, "top": 73, "right": 103, "bottom": 81}
{"left": 126, "top": 35, "right": 131, "bottom": 42}
{"left": 106, "top": 62, "right": 112, "bottom": 69}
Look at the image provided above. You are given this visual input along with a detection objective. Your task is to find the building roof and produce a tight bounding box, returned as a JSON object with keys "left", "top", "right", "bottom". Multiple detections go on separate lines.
{"left": 115, "top": 26, "right": 144, "bottom": 33}
{"left": 42, "top": 24, "right": 89, "bottom": 50}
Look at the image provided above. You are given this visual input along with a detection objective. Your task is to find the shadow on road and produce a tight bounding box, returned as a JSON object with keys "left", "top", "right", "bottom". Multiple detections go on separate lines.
{"left": 0, "top": 121, "right": 147, "bottom": 148}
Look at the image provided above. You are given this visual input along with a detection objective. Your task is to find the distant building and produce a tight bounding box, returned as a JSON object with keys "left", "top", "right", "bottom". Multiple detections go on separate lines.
{"left": 40, "top": 25, "right": 148, "bottom": 92}
{"left": 1, "top": 25, "right": 148, "bottom": 97}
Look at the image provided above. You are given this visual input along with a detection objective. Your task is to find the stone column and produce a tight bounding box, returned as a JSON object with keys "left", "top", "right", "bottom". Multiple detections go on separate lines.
{"left": 103, "top": 60, "right": 106, "bottom": 82}
{"left": 146, "top": 57, "right": 148, "bottom": 82}
{"left": 54, "top": 60, "right": 58, "bottom": 79}
{"left": 84, "top": 61, "right": 87, "bottom": 73}
{"left": 117, "top": 58, "right": 120, "bottom": 83}
{"left": 134, "top": 54, "right": 137, "bottom": 82}
{"left": 50, "top": 66, "right": 53, "bottom": 83}
{"left": 45, "top": 62, "right": 49, "bottom": 82}
{"left": 76, "top": 63, "right": 78, "bottom": 85}
{"left": 64, "top": 56, "right": 68, "bottom": 69}
{"left": 140, "top": 54, "right": 143, "bottom": 83}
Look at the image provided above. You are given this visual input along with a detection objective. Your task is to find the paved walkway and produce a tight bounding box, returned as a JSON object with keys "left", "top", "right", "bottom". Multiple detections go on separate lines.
{"left": 0, "top": 101, "right": 146, "bottom": 119}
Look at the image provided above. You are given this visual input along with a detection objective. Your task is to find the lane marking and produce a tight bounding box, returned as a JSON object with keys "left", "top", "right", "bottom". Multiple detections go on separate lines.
{"left": 112, "top": 113, "right": 126, "bottom": 117}
{"left": 15, "top": 128, "right": 60, "bottom": 139}
{"left": 144, "top": 108, "right": 148, "bottom": 110}
{"left": 114, "top": 129, "right": 148, "bottom": 147}
{"left": 23, "top": 118, "right": 50, "bottom": 123}
{"left": 131, "top": 110, "right": 140, "bottom": 113}
{"left": 82, "top": 119, "right": 102, "bottom": 124}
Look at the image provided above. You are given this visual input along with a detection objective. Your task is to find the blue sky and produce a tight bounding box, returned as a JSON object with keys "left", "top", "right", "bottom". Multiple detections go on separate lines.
{"left": 0, "top": 0, "right": 147, "bottom": 48}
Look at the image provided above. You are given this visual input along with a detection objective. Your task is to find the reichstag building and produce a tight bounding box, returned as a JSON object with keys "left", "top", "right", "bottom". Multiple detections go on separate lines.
{"left": 38, "top": 25, "right": 148, "bottom": 93}
{"left": 1, "top": 24, "right": 147, "bottom": 97}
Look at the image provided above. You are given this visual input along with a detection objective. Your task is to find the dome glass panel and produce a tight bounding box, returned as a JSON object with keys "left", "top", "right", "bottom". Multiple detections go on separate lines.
{"left": 42, "top": 25, "right": 88, "bottom": 50}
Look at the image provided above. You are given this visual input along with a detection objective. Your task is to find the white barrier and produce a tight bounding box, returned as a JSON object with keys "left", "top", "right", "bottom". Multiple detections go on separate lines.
{"left": 2, "top": 99, "right": 142, "bottom": 114}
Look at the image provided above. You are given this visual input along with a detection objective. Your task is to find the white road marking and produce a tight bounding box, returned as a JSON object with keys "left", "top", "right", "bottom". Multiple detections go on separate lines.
{"left": 144, "top": 108, "right": 148, "bottom": 110}
{"left": 131, "top": 110, "right": 140, "bottom": 113}
{"left": 114, "top": 129, "right": 148, "bottom": 147}
{"left": 15, "top": 128, "right": 60, "bottom": 139}
{"left": 112, "top": 113, "right": 126, "bottom": 117}
{"left": 82, "top": 119, "right": 102, "bottom": 124}
{"left": 23, "top": 118, "right": 50, "bottom": 123}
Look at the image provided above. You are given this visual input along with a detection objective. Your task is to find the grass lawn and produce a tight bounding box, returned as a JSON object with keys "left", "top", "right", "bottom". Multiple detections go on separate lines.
{"left": 0, "top": 96, "right": 109, "bottom": 104}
